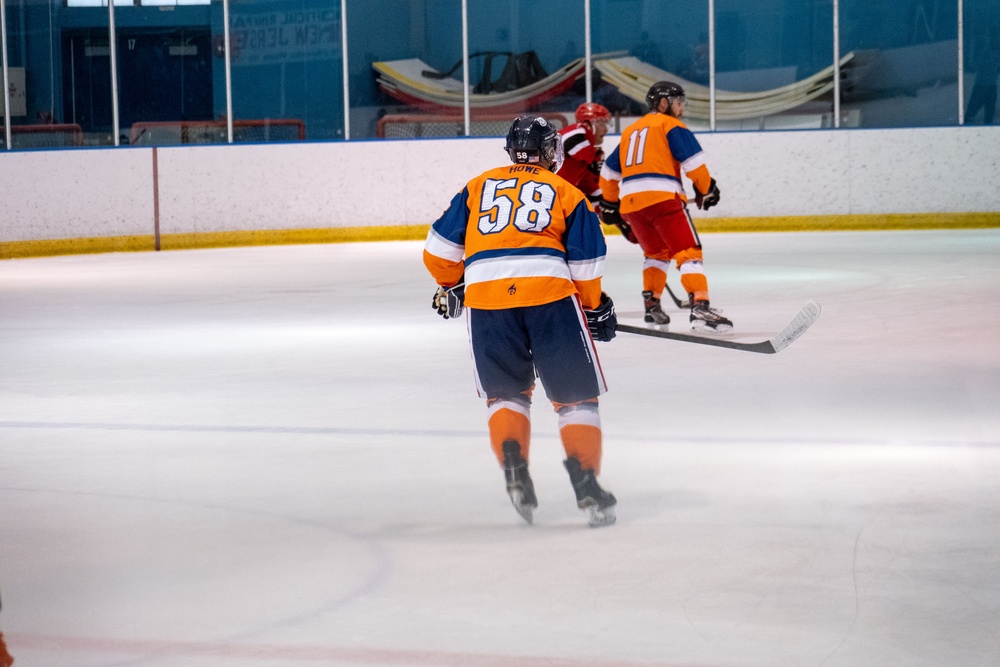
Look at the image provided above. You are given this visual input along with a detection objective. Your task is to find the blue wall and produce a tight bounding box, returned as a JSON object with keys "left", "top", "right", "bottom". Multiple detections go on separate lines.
{"left": 9, "top": 0, "right": 1000, "bottom": 143}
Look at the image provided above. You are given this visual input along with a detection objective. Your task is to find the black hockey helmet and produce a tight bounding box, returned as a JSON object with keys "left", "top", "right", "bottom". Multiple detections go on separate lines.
{"left": 646, "top": 81, "right": 686, "bottom": 113}
{"left": 504, "top": 115, "right": 563, "bottom": 172}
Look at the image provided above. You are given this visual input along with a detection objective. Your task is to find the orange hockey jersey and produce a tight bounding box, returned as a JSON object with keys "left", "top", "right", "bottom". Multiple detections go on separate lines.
{"left": 599, "top": 112, "right": 713, "bottom": 215}
{"left": 424, "top": 163, "right": 607, "bottom": 311}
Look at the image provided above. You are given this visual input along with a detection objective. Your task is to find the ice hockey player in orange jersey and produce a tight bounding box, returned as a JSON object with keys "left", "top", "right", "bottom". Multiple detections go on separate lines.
{"left": 599, "top": 81, "right": 733, "bottom": 333}
{"left": 423, "top": 115, "right": 618, "bottom": 527}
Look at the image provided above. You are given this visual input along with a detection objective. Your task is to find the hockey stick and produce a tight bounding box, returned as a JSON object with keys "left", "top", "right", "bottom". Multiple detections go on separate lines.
{"left": 617, "top": 300, "right": 821, "bottom": 354}
{"left": 663, "top": 283, "right": 690, "bottom": 309}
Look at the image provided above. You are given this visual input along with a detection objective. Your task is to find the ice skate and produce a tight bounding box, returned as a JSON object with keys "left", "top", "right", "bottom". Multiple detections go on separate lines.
{"left": 502, "top": 440, "right": 537, "bottom": 525}
{"left": 642, "top": 290, "right": 670, "bottom": 325}
{"left": 690, "top": 298, "right": 733, "bottom": 334}
{"left": 563, "top": 457, "right": 617, "bottom": 527}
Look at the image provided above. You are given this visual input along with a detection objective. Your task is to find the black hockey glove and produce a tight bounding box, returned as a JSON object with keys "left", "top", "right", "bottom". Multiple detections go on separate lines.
{"left": 694, "top": 178, "right": 720, "bottom": 211}
{"left": 587, "top": 149, "right": 605, "bottom": 176}
{"left": 432, "top": 280, "right": 465, "bottom": 319}
{"left": 597, "top": 199, "right": 639, "bottom": 244}
{"left": 598, "top": 197, "right": 620, "bottom": 221}
{"left": 585, "top": 292, "right": 617, "bottom": 342}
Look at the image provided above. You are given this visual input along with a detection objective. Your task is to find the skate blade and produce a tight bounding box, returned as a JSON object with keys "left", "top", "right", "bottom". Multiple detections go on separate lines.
{"left": 508, "top": 489, "right": 534, "bottom": 525}
{"left": 585, "top": 504, "right": 616, "bottom": 528}
{"left": 690, "top": 321, "right": 733, "bottom": 335}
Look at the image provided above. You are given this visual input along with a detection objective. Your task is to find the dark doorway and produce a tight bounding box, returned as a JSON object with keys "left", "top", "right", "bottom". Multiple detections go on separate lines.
{"left": 63, "top": 27, "right": 213, "bottom": 142}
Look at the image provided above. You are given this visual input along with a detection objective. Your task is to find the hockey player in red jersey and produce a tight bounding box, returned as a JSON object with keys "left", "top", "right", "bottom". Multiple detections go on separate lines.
{"left": 557, "top": 103, "right": 609, "bottom": 205}
{"left": 599, "top": 81, "right": 732, "bottom": 333}
{"left": 557, "top": 103, "right": 639, "bottom": 244}
{"left": 424, "top": 115, "right": 618, "bottom": 527}
{"left": 559, "top": 102, "right": 683, "bottom": 326}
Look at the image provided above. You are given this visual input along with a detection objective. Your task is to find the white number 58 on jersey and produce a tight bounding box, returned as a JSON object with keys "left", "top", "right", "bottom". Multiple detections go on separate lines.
{"left": 478, "top": 178, "right": 555, "bottom": 235}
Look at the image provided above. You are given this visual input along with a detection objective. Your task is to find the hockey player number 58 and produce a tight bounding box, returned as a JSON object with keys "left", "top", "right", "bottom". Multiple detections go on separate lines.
{"left": 478, "top": 178, "right": 556, "bottom": 235}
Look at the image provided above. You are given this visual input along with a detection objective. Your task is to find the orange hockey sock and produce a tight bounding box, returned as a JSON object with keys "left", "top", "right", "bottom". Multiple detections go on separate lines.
{"left": 680, "top": 272, "right": 709, "bottom": 303}
{"left": 553, "top": 399, "right": 602, "bottom": 473}
{"left": 487, "top": 402, "right": 531, "bottom": 466}
{"left": 642, "top": 262, "right": 668, "bottom": 297}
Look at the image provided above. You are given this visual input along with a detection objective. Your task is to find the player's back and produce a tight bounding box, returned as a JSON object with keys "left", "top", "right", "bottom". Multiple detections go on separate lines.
{"left": 462, "top": 163, "right": 597, "bottom": 309}
{"left": 615, "top": 113, "right": 694, "bottom": 213}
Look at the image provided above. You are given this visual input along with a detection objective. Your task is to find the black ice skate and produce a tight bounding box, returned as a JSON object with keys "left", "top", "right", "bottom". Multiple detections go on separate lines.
{"left": 690, "top": 298, "right": 733, "bottom": 334}
{"left": 642, "top": 290, "right": 670, "bottom": 325}
{"left": 563, "top": 457, "right": 617, "bottom": 527}
{"left": 502, "top": 440, "right": 537, "bottom": 525}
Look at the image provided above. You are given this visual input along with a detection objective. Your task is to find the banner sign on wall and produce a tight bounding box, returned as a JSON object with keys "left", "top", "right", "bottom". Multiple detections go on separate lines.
{"left": 228, "top": 9, "right": 339, "bottom": 65}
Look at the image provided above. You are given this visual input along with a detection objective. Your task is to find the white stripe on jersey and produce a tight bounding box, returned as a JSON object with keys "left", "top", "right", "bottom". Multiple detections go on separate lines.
{"left": 561, "top": 127, "right": 591, "bottom": 157}
{"left": 567, "top": 256, "right": 605, "bottom": 282}
{"left": 425, "top": 228, "right": 465, "bottom": 262}
{"left": 466, "top": 254, "right": 572, "bottom": 285}
{"left": 600, "top": 162, "right": 621, "bottom": 181}
{"left": 680, "top": 151, "right": 706, "bottom": 173}
{"left": 620, "top": 176, "right": 685, "bottom": 198}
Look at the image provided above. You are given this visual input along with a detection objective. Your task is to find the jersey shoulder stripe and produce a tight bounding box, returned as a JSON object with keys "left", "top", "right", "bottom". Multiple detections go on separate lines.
{"left": 425, "top": 226, "right": 465, "bottom": 262}
{"left": 666, "top": 125, "right": 704, "bottom": 164}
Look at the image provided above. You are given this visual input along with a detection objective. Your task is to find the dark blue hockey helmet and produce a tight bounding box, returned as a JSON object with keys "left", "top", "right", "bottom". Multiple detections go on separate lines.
{"left": 646, "top": 81, "right": 686, "bottom": 114}
{"left": 504, "top": 115, "right": 563, "bottom": 171}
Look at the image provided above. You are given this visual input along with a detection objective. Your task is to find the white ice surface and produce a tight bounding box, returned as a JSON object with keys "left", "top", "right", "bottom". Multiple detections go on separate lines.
{"left": 1, "top": 230, "right": 999, "bottom": 667}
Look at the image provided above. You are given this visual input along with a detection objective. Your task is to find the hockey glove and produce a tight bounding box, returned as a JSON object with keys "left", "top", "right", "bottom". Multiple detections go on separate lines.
{"left": 598, "top": 197, "right": 620, "bottom": 221}
{"left": 585, "top": 292, "right": 617, "bottom": 342}
{"left": 597, "top": 199, "right": 639, "bottom": 244}
{"left": 587, "top": 150, "right": 605, "bottom": 176}
{"left": 694, "top": 178, "right": 721, "bottom": 211}
{"left": 432, "top": 280, "right": 465, "bottom": 319}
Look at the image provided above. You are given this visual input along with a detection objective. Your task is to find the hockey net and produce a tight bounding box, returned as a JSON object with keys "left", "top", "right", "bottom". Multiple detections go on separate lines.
{"left": 377, "top": 113, "right": 569, "bottom": 139}
{"left": 128, "top": 119, "right": 306, "bottom": 146}
{"left": 1, "top": 124, "right": 84, "bottom": 149}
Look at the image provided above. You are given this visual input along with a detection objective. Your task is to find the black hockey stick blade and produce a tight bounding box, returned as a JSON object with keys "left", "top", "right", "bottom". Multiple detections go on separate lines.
{"left": 617, "top": 300, "right": 821, "bottom": 354}
{"left": 663, "top": 283, "right": 690, "bottom": 309}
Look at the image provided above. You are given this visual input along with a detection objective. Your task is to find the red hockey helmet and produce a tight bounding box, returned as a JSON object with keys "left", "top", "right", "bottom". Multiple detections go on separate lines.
{"left": 575, "top": 102, "right": 611, "bottom": 125}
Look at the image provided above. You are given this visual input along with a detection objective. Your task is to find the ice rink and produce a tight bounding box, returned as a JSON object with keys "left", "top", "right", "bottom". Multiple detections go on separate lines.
{"left": 1, "top": 229, "right": 999, "bottom": 667}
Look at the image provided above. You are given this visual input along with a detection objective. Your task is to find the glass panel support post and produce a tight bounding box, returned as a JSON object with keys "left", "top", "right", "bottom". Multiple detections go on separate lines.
{"left": 108, "top": 0, "right": 120, "bottom": 146}
{"left": 341, "top": 0, "right": 350, "bottom": 140}
{"left": 461, "top": 0, "right": 470, "bottom": 136}
{"left": 1, "top": 0, "right": 11, "bottom": 150}
{"left": 584, "top": 0, "right": 592, "bottom": 102}
{"left": 833, "top": 0, "right": 841, "bottom": 128}
{"left": 223, "top": 0, "right": 233, "bottom": 142}
{"left": 709, "top": 0, "right": 716, "bottom": 130}
{"left": 957, "top": 0, "right": 964, "bottom": 125}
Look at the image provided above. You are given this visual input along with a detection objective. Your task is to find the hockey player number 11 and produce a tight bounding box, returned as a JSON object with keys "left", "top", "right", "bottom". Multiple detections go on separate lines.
{"left": 623, "top": 127, "right": 649, "bottom": 167}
